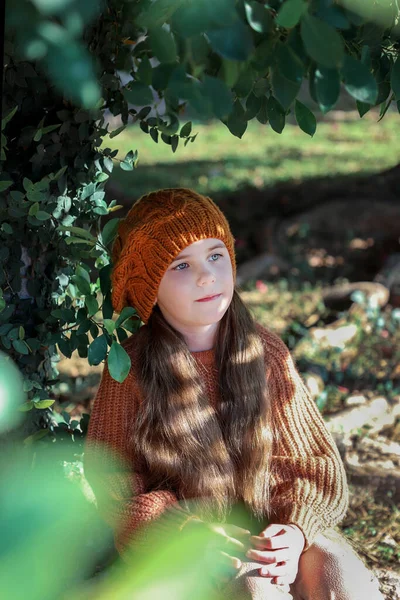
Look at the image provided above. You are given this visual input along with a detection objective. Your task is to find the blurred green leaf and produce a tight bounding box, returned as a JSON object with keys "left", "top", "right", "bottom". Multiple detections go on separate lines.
{"left": 124, "top": 82, "right": 154, "bottom": 106}
{"left": 271, "top": 67, "right": 301, "bottom": 110}
{"left": 225, "top": 98, "right": 247, "bottom": 138}
{"left": 206, "top": 19, "right": 254, "bottom": 61}
{"left": 44, "top": 39, "right": 101, "bottom": 109}
{"left": 244, "top": 1, "right": 272, "bottom": 33}
{"left": 295, "top": 100, "right": 316, "bottom": 137}
{"left": 34, "top": 399, "right": 55, "bottom": 409}
{"left": 203, "top": 75, "right": 233, "bottom": 119}
{"left": 276, "top": 0, "right": 307, "bottom": 28}
{"left": 267, "top": 96, "right": 285, "bottom": 133}
{"left": 149, "top": 26, "right": 177, "bottom": 64}
{"left": 391, "top": 57, "right": 400, "bottom": 99}
{"left": 301, "top": 13, "right": 344, "bottom": 68}
{"left": 107, "top": 341, "right": 131, "bottom": 383}
{"left": 315, "top": 67, "right": 340, "bottom": 113}
{"left": 341, "top": 54, "right": 378, "bottom": 104}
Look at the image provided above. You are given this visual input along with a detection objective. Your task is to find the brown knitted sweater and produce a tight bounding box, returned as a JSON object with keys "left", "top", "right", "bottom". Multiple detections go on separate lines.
{"left": 83, "top": 323, "right": 349, "bottom": 559}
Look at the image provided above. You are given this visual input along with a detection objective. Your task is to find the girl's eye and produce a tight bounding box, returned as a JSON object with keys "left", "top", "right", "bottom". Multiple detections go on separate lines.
{"left": 173, "top": 253, "right": 223, "bottom": 271}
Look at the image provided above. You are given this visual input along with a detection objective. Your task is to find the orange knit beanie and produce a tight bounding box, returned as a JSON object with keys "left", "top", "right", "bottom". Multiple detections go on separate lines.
{"left": 111, "top": 187, "right": 236, "bottom": 324}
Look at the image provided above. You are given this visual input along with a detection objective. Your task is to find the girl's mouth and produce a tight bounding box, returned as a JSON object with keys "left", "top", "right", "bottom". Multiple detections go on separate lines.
{"left": 196, "top": 294, "right": 222, "bottom": 302}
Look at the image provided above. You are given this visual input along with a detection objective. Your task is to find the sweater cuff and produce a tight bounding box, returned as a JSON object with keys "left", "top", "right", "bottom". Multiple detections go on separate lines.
{"left": 116, "top": 502, "right": 197, "bottom": 559}
{"left": 280, "top": 504, "right": 324, "bottom": 551}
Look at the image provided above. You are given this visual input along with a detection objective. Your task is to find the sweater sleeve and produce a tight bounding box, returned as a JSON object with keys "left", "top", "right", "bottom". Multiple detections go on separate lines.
{"left": 83, "top": 358, "right": 194, "bottom": 559}
{"left": 263, "top": 330, "right": 349, "bottom": 550}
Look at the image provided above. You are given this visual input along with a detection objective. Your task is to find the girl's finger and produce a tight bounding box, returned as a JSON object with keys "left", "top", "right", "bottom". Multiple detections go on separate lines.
{"left": 260, "top": 524, "right": 287, "bottom": 538}
{"left": 224, "top": 535, "right": 245, "bottom": 551}
{"left": 246, "top": 548, "right": 290, "bottom": 564}
{"left": 220, "top": 551, "right": 242, "bottom": 570}
{"left": 272, "top": 575, "right": 296, "bottom": 586}
{"left": 250, "top": 532, "right": 290, "bottom": 550}
{"left": 259, "top": 562, "right": 289, "bottom": 577}
{"left": 226, "top": 524, "right": 251, "bottom": 538}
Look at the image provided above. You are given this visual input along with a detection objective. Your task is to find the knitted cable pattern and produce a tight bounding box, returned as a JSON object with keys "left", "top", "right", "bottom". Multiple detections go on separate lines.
{"left": 110, "top": 188, "right": 237, "bottom": 323}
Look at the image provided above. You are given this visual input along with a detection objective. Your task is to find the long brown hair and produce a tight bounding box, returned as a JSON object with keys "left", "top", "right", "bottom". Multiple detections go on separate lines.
{"left": 130, "top": 289, "right": 273, "bottom": 522}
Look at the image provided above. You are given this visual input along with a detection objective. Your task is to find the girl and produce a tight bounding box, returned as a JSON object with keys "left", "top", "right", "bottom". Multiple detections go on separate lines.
{"left": 83, "top": 188, "right": 383, "bottom": 599}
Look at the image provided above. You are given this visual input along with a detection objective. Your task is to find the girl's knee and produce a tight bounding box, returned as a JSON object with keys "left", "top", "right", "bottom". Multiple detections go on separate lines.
{"left": 223, "top": 560, "right": 293, "bottom": 600}
{"left": 293, "top": 530, "right": 384, "bottom": 600}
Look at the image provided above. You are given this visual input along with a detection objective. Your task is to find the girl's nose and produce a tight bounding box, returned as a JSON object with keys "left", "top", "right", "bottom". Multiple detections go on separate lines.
{"left": 197, "top": 266, "right": 216, "bottom": 286}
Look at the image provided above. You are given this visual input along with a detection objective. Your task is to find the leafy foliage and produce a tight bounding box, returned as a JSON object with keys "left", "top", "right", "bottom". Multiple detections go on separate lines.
{"left": 2, "top": 0, "right": 400, "bottom": 440}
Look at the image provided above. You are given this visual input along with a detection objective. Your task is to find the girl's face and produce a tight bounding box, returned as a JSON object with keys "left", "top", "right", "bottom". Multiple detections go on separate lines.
{"left": 155, "top": 238, "right": 234, "bottom": 331}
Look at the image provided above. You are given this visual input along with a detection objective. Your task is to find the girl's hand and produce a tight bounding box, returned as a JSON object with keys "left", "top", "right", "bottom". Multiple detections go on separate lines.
{"left": 245, "top": 523, "right": 305, "bottom": 586}
{"left": 185, "top": 519, "right": 251, "bottom": 586}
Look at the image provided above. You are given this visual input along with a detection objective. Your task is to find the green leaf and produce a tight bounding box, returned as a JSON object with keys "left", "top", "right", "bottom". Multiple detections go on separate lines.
{"left": 341, "top": 55, "right": 378, "bottom": 104}
{"left": 72, "top": 275, "right": 91, "bottom": 296}
{"left": 115, "top": 306, "right": 137, "bottom": 328}
{"left": 1, "top": 223, "right": 13, "bottom": 235}
{"left": 316, "top": 5, "right": 350, "bottom": 29}
{"left": 253, "top": 78, "right": 269, "bottom": 97}
{"left": 99, "top": 264, "right": 112, "bottom": 296}
{"left": 202, "top": 76, "right": 233, "bottom": 119}
{"left": 12, "top": 339, "right": 30, "bottom": 355}
{"left": 103, "top": 319, "right": 116, "bottom": 335}
{"left": 18, "top": 401, "right": 34, "bottom": 412}
{"left": 206, "top": 19, "right": 254, "bottom": 61}
{"left": 356, "top": 100, "right": 372, "bottom": 118}
{"left": 0, "top": 179, "right": 12, "bottom": 192}
{"left": 29, "top": 202, "right": 40, "bottom": 216}
{"left": 52, "top": 165, "right": 68, "bottom": 181}
{"left": 51, "top": 308, "right": 75, "bottom": 322}
{"left": 65, "top": 237, "right": 95, "bottom": 246}
{"left": 109, "top": 125, "right": 126, "bottom": 139}
{"left": 244, "top": 1, "right": 272, "bottom": 33}
{"left": 23, "top": 429, "right": 50, "bottom": 444}
{"left": 275, "top": 43, "right": 305, "bottom": 84}
{"left": 102, "top": 218, "right": 120, "bottom": 247}
{"left": 266, "top": 96, "right": 285, "bottom": 134}
{"left": 88, "top": 334, "right": 108, "bottom": 366}
{"left": 57, "top": 225, "right": 95, "bottom": 241}
{"left": 76, "top": 265, "right": 90, "bottom": 284}
{"left": 124, "top": 82, "right": 154, "bottom": 106}
{"left": 149, "top": 26, "right": 177, "bottom": 64}
{"left": 276, "top": 0, "right": 307, "bottom": 28}
{"left": 180, "top": 121, "right": 192, "bottom": 137}
{"left": 314, "top": 67, "right": 340, "bottom": 113}
{"left": 245, "top": 92, "right": 262, "bottom": 119}
{"left": 150, "top": 127, "right": 159, "bottom": 143}
{"left": 1, "top": 106, "right": 18, "bottom": 130}
{"left": 225, "top": 99, "right": 247, "bottom": 138}
{"left": 390, "top": 58, "right": 400, "bottom": 100}
{"left": 257, "top": 98, "right": 268, "bottom": 124}
{"left": 44, "top": 39, "right": 101, "bottom": 109}
{"left": 171, "top": 135, "right": 179, "bottom": 152}
{"left": 85, "top": 295, "right": 99, "bottom": 317}
{"left": 271, "top": 67, "right": 301, "bottom": 110}
{"left": 35, "top": 211, "right": 52, "bottom": 221}
{"left": 136, "top": 0, "right": 185, "bottom": 29}
{"left": 107, "top": 342, "right": 131, "bottom": 383}
{"left": 137, "top": 56, "right": 153, "bottom": 85}
{"left": 295, "top": 100, "right": 317, "bottom": 137}
{"left": 34, "top": 399, "right": 55, "bottom": 409}
{"left": 300, "top": 13, "right": 344, "bottom": 68}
